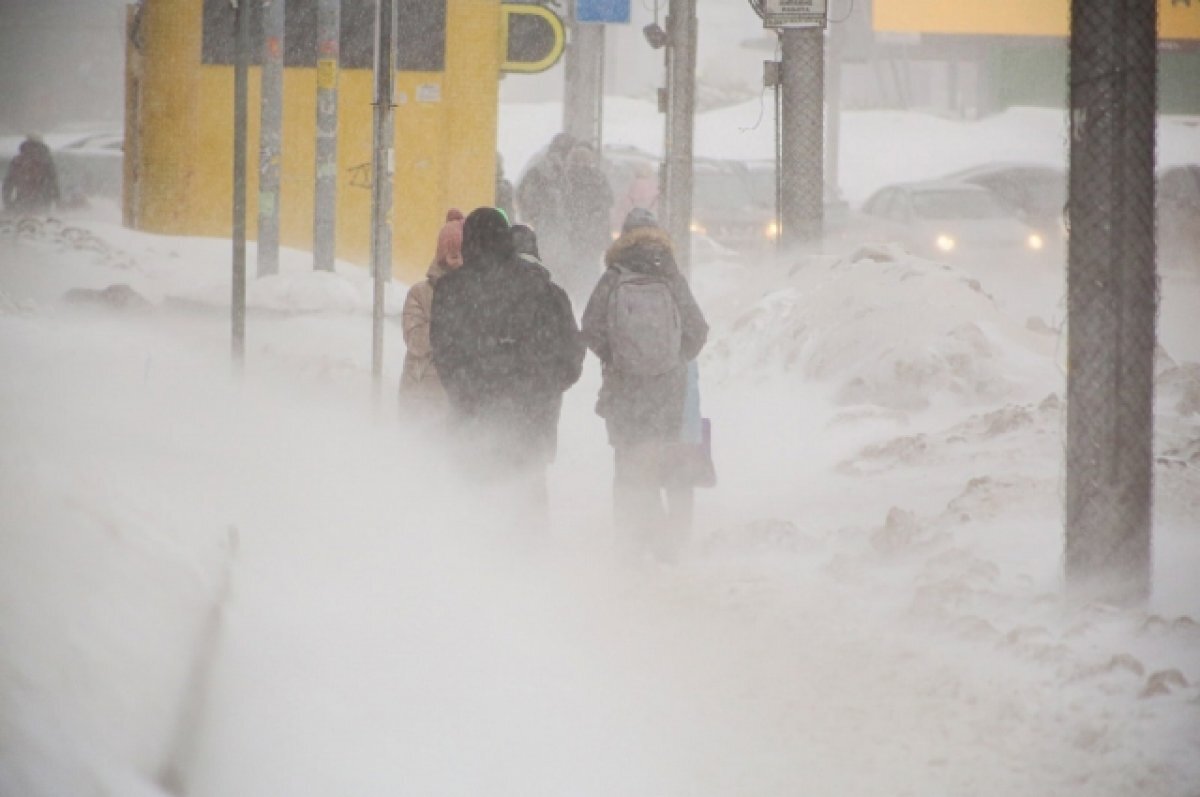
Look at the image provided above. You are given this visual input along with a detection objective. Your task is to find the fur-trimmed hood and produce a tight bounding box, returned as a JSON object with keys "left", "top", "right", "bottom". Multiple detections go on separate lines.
{"left": 604, "top": 226, "right": 675, "bottom": 273}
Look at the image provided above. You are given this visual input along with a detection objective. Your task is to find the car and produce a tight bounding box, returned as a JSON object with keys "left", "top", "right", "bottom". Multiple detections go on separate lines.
{"left": 741, "top": 159, "right": 861, "bottom": 247}
{"left": 1, "top": 128, "right": 123, "bottom": 207}
{"left": 940, "top": 162, "right": 1067, "bottom": 245}
{"left": 1158, "top": 164, "right": 1200, "bottom": 270}
{"left": 53, "top": 130, "right": 123, "bottom": 201}
{"left": 602, "top": 147, "right": 778, "bottom": 253}
{"left": 860, "top": 181, "right": 1050, "bottom": 262}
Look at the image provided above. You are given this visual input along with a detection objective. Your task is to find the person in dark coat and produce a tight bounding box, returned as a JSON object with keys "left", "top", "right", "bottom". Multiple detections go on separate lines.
{"left": 581, "top": 209, "right": 709, "bottom": 553}
{"left": 516, "top": 133, "right": 575, "bottom": 279}
{"left": 562, "top": 143, "right": 614, "bottom": 301}
{"left": 2, "top": 136, "right": 60, "bottom": 214}
{"left": 430, "top": 208, "right": 585, "bottom": 496}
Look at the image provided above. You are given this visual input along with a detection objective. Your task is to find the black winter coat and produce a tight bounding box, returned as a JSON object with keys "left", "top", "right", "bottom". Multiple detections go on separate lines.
{"left": 430, "top": 249, "right": 584, "bottom": 469}
{"left": 581, "top": 227, "right": 708, "bottom": 447}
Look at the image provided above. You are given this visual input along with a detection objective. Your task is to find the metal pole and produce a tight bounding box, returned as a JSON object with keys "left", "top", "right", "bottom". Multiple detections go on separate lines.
{"left": 232, "top": 0, "right": 248, "bottom": 368}
{"left": 563, "top": 0, "right": 605, "bottom": 149}
{"left": 780, "top": 25, "right": 823, "bottom": 247}
{"left": 824, "top": 18, "right": 842, "bottom": 202}
{"left": 663, "top": 0, "right": 696, "bottom": 275}
{"left": 1065, "top": 0, "right": 1157, "bottom": 605}
{"left": 257, "top": 0, "right": 284, "bottom": 277}
{"left": 370, "top": 0, "right": 396, "bottom": 399}
{"left": 313, "top": 0, "right": 339, "bottom": 272}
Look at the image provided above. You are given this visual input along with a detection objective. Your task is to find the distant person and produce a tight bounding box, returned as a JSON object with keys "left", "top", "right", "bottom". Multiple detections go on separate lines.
{"left": 563, "top": 143, "right": 614, "bottom": 302}
{"left": 581, "top": 209, "right": 709, "bottom": 557}
{"left": 2, "top": 135, "right": 60, "bottom": 215}
{"left": 612, "top": 161, "right": 659, "bottom": 233}
{"left": 430, "top": 208, "right": 585, "bottom": 516}
{"left": 399, "top": 209, "right": 465, "bottom": 417}
{"left": 516, "top": 133, "right": 576, "bottom": 275}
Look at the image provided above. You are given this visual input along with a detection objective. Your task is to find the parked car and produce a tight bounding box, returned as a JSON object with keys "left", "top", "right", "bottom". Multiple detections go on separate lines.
{"left": 860, "top": 181, "right": 1050, "bottom": 262}
{"left": 53, "top": 130, "right": 123, "bottom": 201}
{"left": 1158, "top": 164, "right": 1200, "bottom": 270}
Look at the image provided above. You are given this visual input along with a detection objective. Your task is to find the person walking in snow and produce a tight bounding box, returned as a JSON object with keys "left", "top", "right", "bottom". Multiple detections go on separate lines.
{"left": 581, "top": 208, "right": 709, "bottom": 557}
{"left": 399, "top": 209, "right": 465, "bottom": 418}
{"left": 562, "top": 143, "right": 615, "bottom": 304}
{"left": 516, "top": 133, "right": 575, "bottom": 278}
{"left": 2, "top": 136, "right": 60, "bottom": 215}
{"left": 429, "top": 208, "right": 585, "bottom": 510}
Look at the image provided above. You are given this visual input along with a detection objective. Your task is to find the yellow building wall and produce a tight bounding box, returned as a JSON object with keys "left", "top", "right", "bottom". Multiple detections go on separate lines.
{"left": 874, "top": 0, "right": 1200, "bottom": 40}
{"left": 134, "top": 0, "right": 501, "bottom": 283}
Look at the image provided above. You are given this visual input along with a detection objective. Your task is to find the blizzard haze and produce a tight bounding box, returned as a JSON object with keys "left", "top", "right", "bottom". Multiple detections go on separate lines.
{"left": 2, "top": 2, "right": 1200, "bottom": 796}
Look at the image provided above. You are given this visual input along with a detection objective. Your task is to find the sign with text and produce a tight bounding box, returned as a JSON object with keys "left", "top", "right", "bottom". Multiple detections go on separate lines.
{"left": 577, "top": 0, "right": 631, "bottom": 24}
{"left": 760, "top": 0, "right": 827, "bottom": 28}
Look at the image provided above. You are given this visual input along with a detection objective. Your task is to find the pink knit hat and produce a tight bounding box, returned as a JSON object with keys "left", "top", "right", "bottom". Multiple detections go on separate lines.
{"left": 435, "top": 210, "right": 464, "bottom": 267}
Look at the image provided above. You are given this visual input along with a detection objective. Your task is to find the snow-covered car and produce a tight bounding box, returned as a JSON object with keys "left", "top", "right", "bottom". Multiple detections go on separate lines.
{"left": 741, "top": 159, "right": 861, "bottom": 248}
{"left": 1, "top": 129, "right": 123, "bottom": 206}
{"left": 939, "top": 162, "right": 1067, "bottom": 244}
{"left": 860, "top": 181, "right": 1051, "bottom": 263}
{"left": 1158, "top": 164, "right": 1200, "bottom": 270}
{"left": 53, "top": 130, "right": 123, "bottom": 201}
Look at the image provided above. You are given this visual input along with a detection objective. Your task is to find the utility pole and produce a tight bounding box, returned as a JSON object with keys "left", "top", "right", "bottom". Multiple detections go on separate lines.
{"left": 779, "top": 24, "right": 824, "bottom": 246}
{"left": 824, "top": 5, "right": 842, "bottom": 202}
{"left": 313, "top": 0, "right": 339, "bottom": 272}
{"left": 662, "top": 0, "right": 697, "bottom": 275}
{"left": 752, "top": 1, "right": 827, "bottom": 247}
{"left": 563, "top": 0, "right": 606, "bottom": 149}
{"left": 370, "top": 0, "right": 396, "bottom": 400}
{"left": 231, "top": 0, "right": 249, "bottom": 368}
{"left": 257, "top": 0, "right": 284, "bottom": 277}
{"left": 1065, "top": 0, "right": 1157, "bottom": 605}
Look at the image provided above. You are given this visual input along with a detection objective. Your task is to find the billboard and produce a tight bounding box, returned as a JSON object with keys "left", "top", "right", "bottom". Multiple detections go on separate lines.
{"left": 873, "top": 0, "right": 1200, "bottom": 41}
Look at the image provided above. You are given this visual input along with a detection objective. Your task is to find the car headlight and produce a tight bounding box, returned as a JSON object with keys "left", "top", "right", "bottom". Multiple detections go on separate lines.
{"left": 765, "top": 221, "right": 780, "bottom": 240}
{"left": 1027, "top": 232, "right": 1045, "bottom": 251}
{"left": 935, "top": 234, "right": 956, "bottom": 252}
{"left": 689, "top": 220, "right": 707, "bottom": 235}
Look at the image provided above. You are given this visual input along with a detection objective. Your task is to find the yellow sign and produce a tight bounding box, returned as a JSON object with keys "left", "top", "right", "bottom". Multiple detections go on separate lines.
{"left": 874, "top": 0, "right": 1200, "bottom": 41}
{"left": 499, "top": 4, "right": 566, "bottom": 74}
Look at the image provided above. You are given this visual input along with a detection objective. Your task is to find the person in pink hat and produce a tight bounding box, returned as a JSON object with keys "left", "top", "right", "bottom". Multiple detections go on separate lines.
{"left": 399, "top": 209, "right": 465, "bottom": 416}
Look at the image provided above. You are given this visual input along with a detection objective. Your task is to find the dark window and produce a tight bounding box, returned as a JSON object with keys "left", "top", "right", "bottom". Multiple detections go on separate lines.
{"left": 202, "top": 0, "right": 446, "bottom": 72}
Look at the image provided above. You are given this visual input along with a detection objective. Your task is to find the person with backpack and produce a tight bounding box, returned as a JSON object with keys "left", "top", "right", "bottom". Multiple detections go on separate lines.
{"left": 581, "top": 209, "right": 709, "bottom": 555}
{"left": 2, "top": 136, "right": 60, "bottom": 215}
{"left": 430, "top": 208, "right": 585, "bottom": 514}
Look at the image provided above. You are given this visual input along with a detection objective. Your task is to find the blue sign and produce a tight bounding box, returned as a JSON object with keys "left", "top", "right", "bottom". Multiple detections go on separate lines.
{"left": 577, "top": 0, "right": 631, "bottom": 24}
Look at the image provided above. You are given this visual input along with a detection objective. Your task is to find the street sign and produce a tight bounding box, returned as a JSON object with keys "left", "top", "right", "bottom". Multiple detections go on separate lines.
{"left": 577, "top": 0, "right": 631, "bottom": 25}
{"left": 758, "top": 0, "right": 827, "bottom": 28}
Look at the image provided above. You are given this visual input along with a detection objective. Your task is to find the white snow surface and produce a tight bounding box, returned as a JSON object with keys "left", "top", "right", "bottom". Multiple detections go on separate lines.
{"left": 2, "top": 104, "right": 1199, "bottom": 796}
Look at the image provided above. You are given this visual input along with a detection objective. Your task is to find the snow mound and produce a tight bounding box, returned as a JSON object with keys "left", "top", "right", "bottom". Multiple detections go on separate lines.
{"left": 706, "top": 251, "right": 1057, "bottom": 410}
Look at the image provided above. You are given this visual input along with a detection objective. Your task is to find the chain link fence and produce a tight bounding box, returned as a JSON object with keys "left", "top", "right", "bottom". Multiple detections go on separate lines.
{"left": 1065, "top": 0, "right": 1158, "bottom": 604}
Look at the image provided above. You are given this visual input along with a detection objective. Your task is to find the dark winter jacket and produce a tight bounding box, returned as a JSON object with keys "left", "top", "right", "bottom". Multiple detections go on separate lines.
{"left": 581, "top": 226, "right": 708, "bottom": 447}
{"left": 565, "top": 160, "right": 614, "bottom": 255}
{"left": 430, "top": 209, "right": 585, "bottom": 470}
{"left": 2, "top": 140, "right": 60, "bottom": 213}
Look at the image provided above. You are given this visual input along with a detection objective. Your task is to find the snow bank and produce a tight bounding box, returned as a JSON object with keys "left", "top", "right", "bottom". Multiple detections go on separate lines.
{"left": 705, "top": 247, "right": 1058, "bottom": 410}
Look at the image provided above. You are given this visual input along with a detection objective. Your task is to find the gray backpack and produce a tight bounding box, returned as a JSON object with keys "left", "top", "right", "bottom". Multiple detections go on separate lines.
{"left": 607, "top": 266, "right": 683, "bottom": 376}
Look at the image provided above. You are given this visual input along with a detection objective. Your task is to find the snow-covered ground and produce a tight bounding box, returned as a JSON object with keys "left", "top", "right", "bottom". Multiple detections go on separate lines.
{"left": 2, "top": 103, "right": 1198, "bottom": 796}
